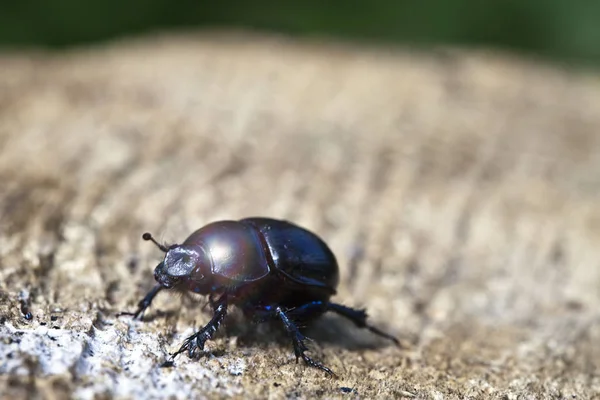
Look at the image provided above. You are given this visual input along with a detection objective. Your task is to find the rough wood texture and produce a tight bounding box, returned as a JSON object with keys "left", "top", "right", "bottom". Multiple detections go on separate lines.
{"left": 1, "top": 32, "right": 600, "bottom": 399}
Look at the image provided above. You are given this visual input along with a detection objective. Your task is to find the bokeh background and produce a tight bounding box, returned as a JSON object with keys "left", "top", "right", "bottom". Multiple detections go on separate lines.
{"left": 2, "top": 2, "right": 600, "bottom": 399}
{"left": 2, "top": 1, "right": 600, "bottom": 66}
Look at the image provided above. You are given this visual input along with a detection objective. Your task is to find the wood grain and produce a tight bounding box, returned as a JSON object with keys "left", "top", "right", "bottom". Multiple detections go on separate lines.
{"left": 1, "top": 32, "right": 599, "bottom": 399}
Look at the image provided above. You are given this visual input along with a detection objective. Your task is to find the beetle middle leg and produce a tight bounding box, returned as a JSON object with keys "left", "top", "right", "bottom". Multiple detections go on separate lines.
{"left": 171, "top": 298, "right": 228, "bottom": 359}
{"left": 275, "top": 306, "right": 336, "bottom": 377}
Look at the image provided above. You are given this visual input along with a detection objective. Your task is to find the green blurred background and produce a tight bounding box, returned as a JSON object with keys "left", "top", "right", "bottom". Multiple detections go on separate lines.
{"left": 1, "top": 1, "right": 600, "bottom": 67}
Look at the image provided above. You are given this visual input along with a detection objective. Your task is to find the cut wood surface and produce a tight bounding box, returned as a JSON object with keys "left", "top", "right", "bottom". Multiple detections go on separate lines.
{"left": 1, "top": 32, "right": 599, "bottom": 399}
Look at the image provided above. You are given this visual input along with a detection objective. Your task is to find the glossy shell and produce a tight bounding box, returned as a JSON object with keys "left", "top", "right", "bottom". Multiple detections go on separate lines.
{"left": 182, "top": 218, "right": 339, "bottom": 292}
{"left": 183, "top": 221, "right": 270, "bottom": 282}
{"left": 241, "top": 217, "right": 340, "bottom": 292}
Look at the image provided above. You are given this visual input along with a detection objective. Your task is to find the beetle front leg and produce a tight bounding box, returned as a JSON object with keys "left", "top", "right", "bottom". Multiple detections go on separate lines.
{"left": 172, "top": 298, "right": 228, "bottom": 359}
{"left": 118, "top": 284, "right": 163, "bottom": 320}
{"left": 275, "top": 306, "right": 336, "bottom": 377}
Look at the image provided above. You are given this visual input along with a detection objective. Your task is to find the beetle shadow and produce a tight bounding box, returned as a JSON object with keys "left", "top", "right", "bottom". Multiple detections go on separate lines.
{"left": 140, "top": 309, "right": 180, "bottom": 322}
{"left": 115, "top": 308, "right": 181, "bottom": 324}
{"left": 305, "top": 314, "right": 400, "bottom": 350}
{"left": 229, "top": 312, "right": 400, "bottom": 351}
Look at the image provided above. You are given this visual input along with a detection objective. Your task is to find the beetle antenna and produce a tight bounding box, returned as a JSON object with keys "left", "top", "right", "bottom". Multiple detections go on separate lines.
{"left": 142, "top": 232, "right": 169, "bottom": 252}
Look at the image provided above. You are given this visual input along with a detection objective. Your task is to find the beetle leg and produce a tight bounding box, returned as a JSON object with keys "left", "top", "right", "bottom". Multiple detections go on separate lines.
{"left": 286, "top": 301, "right": 328, "bottom": 320}
{"left": 244, "top": 305, "right": 275, "bottom": 323}
{"left": 275, "top": 306, "right": 336, "bottom": 377}
{"left": 171, "top": 300, "right": 228, "bottom": 359}
{"left": 327, "top": 303, "right": 400, "bottom": 346}
{"left": 117, "top": 284, "right": 163, "bottom": 320}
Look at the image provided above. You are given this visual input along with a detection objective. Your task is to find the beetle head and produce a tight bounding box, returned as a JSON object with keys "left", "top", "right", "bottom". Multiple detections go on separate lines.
{"left": 143, "top": 233, "right": 213, "bottom": 292}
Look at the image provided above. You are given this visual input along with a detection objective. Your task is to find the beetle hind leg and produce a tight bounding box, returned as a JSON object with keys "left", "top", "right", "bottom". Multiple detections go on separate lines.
{"left": 275, "top": 306, "right": 336, "bottom": 377}
{"left": 327, "top": 303, "right": 400, "bottom": 346}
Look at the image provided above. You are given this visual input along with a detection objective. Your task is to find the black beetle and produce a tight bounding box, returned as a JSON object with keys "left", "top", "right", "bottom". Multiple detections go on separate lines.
{"left": 121, "top": 217, "right": 399, "bottom": 376}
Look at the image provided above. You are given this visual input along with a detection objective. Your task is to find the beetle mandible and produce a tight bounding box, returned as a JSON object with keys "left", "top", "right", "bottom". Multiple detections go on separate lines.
{"left": 121, "top": 217, "right": 399, "bottom": 376}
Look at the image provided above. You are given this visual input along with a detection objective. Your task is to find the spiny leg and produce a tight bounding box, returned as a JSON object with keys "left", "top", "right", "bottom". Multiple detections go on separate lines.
{"left": 275, "top": 306, "right": 336, "bottom": 377}
{"left": 327, "top": 303, "right": 400, "bottom": 346}
{"left": 171, "top": 297, "right": 228, "bottom": 359}
{"left": 118, "top": 284, "right": 163, "bottom": 319}
{"left": 286, "top": 301, "right": 400, "bottom": 346}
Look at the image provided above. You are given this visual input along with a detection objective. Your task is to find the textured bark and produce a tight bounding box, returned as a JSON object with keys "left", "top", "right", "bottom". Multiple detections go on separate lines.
{"left": 1, "top": 32, "right": 599, "bottom": 399}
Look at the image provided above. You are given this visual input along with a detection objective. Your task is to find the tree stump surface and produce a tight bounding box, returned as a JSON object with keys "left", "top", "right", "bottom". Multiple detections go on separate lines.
{"left": 1, "top": 32, "right": 599, "bottom": 399}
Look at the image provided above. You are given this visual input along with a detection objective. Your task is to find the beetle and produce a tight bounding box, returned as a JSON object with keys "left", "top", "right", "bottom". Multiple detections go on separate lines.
{"left": 121, "top": 217, "right": 399, "bottom": 376}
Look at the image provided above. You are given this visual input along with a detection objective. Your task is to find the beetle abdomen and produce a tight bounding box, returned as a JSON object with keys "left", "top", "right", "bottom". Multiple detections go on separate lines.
{"left": 241, "top": 218, "right": 340, "bottom": 292}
